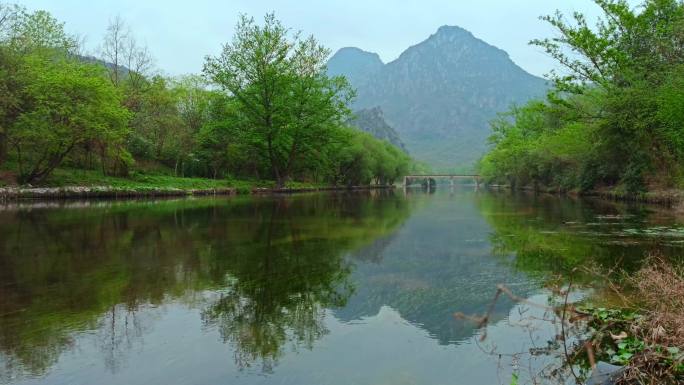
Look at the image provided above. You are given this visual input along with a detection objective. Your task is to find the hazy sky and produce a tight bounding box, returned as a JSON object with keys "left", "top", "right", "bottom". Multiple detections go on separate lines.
{"left": 16, "top": 0, "right": 641, "bottom": 78}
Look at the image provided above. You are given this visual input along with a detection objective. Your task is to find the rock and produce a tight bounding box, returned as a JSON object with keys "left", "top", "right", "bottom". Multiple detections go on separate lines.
{"left": 587, "top": 362, "right": 625, "bottom": 385}
{"left": 346, "top": 107, "right": 407, "bottom": 152}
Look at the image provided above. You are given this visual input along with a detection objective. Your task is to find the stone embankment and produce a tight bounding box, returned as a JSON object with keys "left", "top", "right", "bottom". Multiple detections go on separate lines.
{"left": 0, "top": 185, "right": 395, "bottom": 201}
{"left": 0, "top": 186, "right": 237, "bottom": 201}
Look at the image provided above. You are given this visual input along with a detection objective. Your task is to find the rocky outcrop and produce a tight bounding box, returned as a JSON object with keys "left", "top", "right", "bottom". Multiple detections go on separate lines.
{"left": 347, "top": 107, "right": 407, "bottom": 152}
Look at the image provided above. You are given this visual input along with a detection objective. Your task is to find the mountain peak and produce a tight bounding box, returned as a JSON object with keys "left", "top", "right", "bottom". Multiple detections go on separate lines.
{"left": 389, "top": 24, "right": 513, "bottom": 66}
{"left": 327, "top": 47, "right": 384, "bottom": 86}
{"left": 424, "top": 25, "right": 500, "bottom": 52}
{"left": 434, "top": 25, "right": 473, "bottom": 37}
{"left": 327, "top": 26, "right": 547, "bottom": 170}
{"left": 329, "top": 47, "right": 384, "bottom": 68}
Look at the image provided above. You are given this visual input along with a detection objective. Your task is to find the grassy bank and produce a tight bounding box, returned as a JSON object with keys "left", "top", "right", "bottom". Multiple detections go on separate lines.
{"left": 0, "top": 167, "right": 394, "bottom": 201}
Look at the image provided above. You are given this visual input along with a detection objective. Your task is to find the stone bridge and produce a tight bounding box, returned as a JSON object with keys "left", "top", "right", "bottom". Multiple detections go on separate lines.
{"left": 403, "top": 174, "right": 482, "bottom": 188}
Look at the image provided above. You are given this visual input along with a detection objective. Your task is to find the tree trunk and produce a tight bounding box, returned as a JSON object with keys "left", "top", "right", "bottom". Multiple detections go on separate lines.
{"left": 276, "top": 176, "right": 286, "bottom": 189}
{"left": 267, "top": 136, "right": 284, "bottom": 188}
{"left": 0, "top": 132, "right": 7, "bottom": 168}
{"left": 23, "top": 143, "right": 76, "bottom": 185}
{"left": 101, "top": 147, "right": 107, "bottom": 176}
{"left": 283, "top": 138, "right": 299, "bottom": 188}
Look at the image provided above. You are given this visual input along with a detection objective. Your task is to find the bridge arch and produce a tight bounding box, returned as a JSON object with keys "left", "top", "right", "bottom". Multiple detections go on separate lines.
{"left": 403, "top": 174, "right": 482, "bottom": 189}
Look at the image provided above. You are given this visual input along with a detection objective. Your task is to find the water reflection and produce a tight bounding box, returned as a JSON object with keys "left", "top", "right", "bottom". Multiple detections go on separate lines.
{"left": 199, "top": 198, "right": 356, "bottom": 373}
{"left": 476, "top": 191, "right": 684, "bottom": 278}
{"left": 0, "top": 192, "right": 412, "bottom": 381}
{"left": 338, "top": 191, "right": 539, "bottom": 344}
{"left": 2, "top": 190, "right": 684, "bottom": 385}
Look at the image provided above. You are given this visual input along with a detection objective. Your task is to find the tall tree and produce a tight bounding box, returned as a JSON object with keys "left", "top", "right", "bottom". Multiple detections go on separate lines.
{"left": 100, "top": 16, "right": 128, "bottom": 88}
{"left": 0, "top": 4, "right": 20, "bottom": 165}
{"left": 283, "top": 36, "right": 354, "bottom": 181}
{"left": 128, "top": 76, "right": 182, "bottom": 160}
{"left": 167, "top": 76, "right": 212, "bottom": 176}
{"left": 203, "top": 14, "right": 352, "bottom": 187}
{"left": 100, "top": 16, "right": 152, "bottom": 92}
{"left": 0, "top": 3, "right": 78, "bottom": 168}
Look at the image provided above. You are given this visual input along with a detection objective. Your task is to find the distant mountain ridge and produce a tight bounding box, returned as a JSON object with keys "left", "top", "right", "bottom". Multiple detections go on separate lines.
{"left": 328, "top": 47, "right": 383, "bottom": 87}
{"left": 347, "top": 107, "right": 407, "bottom": 152}
{"left": 328, "top": 25, "right": 547, "bottom": 171}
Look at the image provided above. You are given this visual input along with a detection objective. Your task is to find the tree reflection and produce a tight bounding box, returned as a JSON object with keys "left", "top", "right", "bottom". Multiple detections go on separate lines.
{"left": 201, "top": 198, "right": 355, "bottom": 372}
{"left": 0, "top": 192, "right": 411, "bottom": 379}
{"left": 475, "top": 191, "right": 679, "bottom": 279}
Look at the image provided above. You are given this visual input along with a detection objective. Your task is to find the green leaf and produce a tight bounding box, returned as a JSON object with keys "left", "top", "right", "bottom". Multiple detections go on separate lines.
{"left": 510, "top": 372, "right": 519, "bottom": 385}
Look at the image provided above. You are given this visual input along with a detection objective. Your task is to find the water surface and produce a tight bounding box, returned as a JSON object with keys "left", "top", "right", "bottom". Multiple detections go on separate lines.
{"left": 1, "top": 189, "right": 683, "bottom": 385}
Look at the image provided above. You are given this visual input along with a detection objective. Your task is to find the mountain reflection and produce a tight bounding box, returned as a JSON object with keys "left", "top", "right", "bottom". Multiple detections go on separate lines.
{"left": 0, "top": 191, "right": 412, "bottom": 380}
{"left": 337, "top": 190, "right": 539, "bottom": 345}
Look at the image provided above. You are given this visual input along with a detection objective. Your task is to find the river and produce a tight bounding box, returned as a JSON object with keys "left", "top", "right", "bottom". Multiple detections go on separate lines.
{"left": 1, "top": 189, "right": 683, "bottom": 385}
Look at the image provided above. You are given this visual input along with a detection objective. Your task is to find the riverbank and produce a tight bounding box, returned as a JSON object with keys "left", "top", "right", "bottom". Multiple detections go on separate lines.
{"left": 485, "top": 184, "right": 684, "bottom": 208}
{"left": 588, "top": 188, "right": 684, "bottom": 207}
{"left": 0, "top": 184, "right": 396, "bottom": 201}
{"left": 0, "top": 169, "right": 395, "bottom": 201}
{"left": 575, "top": 260, "right": 684, "bottom": 385}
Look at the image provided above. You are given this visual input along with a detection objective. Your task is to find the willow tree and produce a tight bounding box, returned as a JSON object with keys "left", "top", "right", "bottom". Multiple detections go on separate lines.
{"left": 203, "top": 14, "right": 352, "bottom": 187}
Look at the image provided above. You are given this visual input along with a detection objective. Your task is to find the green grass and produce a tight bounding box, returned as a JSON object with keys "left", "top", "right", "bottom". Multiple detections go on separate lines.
{"left": 43, "top": 169, "right": 234, "bottom": 189}
{"left": 0, "top": 167, "right": 324, "bottom": 192}
{"left": 42, "top": 169, "right": 248, "bottom": 190}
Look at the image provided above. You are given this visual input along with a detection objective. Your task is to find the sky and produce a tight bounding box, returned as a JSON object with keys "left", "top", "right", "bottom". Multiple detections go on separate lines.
{"left": 15, "top": 0, "right": 641, "bottom": 78}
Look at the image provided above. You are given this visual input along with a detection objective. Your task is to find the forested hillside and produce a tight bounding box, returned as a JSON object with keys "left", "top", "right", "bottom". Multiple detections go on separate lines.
{"left": 480, "top": 0, "right": 684, "bottom": 195}
{"left": 0, "top": 5, "right": 411, "bottom": 189}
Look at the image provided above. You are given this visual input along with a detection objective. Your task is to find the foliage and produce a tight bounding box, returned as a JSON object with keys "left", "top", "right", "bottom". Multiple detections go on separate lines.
{"left": 481, "top": 0, "right": 684, "bottom": 193}
{"left": 0, "top": 4, "right": 131, "bottom": 184}
{"left": 509, "top": 372, "right": 518, "bottom": 385}
{"left": 325, "top": 127, "right": 411, "bottom": 186}
{"left": 204, "top": 14, "right": 357, "bottom": 187}
{"left": 573, "top": 260, "right": 684, "bottom": 384}
{"left": 11, "top": 55, "right": 130, "bottom": 184}
{"left": 0, "top": 5, "right": 410, "bottom": 187}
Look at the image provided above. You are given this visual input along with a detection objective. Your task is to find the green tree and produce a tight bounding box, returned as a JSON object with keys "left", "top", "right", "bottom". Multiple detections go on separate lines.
{"left": 0, "top": 3, "right": 20, "bottom": 165}
{"left": 195, "top": 92, "right": 245, "bottom": 179}
{"left": 127, "top": 76, "right": 182, "bottom": 161}
{"left": 167, "top": 76, "right": 213, "bottom": 176}
{"left": 322, "top": 128, "right": 410, "bottom": 186}
{"left": 204, "top": 14, "right": 352, "bottom": 187}
{"left": 532, "top": 0, "right": 684, "bottom": 190}
{"left": 0, "top": 3, "right": 78, "bottom": 168}
{"left": 482, "top": 0, "right": 684, "bottom": 193}
{"left": 10, "top": 54, "right": 130, "bottom": 184}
